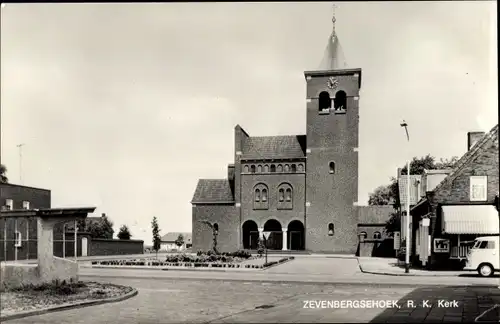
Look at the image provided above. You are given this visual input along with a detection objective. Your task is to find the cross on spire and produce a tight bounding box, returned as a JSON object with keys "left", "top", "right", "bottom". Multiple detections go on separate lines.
{"left": 318, "top": 2, "right": 348, "bottom": 70}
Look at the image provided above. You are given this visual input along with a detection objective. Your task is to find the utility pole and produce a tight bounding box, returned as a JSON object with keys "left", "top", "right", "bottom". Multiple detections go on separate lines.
{"left": 400, "top": 121, "right": 411, "bottom": 274}
{"left": 16, "top": 143, "right": 25, "bottom": 184}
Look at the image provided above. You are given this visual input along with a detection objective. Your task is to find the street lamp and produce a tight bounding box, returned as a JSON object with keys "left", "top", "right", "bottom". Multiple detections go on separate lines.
{"left": 401, "top": 120, "right": 411, "bottom": 274}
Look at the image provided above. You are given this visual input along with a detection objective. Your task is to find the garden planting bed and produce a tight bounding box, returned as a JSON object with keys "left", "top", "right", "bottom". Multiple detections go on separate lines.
{"left": 91, "top": 251, "right": 294, "bottom": 270}
{"left": 0, "top": 281, "right": 133, "bottom": 318}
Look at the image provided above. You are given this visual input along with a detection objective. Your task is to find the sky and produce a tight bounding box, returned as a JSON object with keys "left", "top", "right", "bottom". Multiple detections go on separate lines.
{"left": 0, "top": 2, "right": 497, "bottom": 243}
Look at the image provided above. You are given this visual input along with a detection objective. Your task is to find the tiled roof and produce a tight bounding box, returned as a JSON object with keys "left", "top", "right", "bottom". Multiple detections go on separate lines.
{"left": 160, "top": 232, "right": 192, "bottom": 243}
{"left": 241, "top": 135, "right": 306, "bottom": 160}
{"left": 432, "top": 124, "right": 499, "bottom": 195}
{"left": 398, "top": 175, "right": 423, "bottom": 207}
{"left": 191, "top": 179, "right": 234, "bottom": 204}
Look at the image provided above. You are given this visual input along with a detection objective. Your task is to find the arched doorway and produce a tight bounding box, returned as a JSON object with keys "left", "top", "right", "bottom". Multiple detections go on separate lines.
{"left": 242, "top": 220, "right": 259, "bottom": 249}
{"left": 288, "top": 220, "right": 305, "bottom": 250}
{"left": 263, "top": 219, "right": 283, "bottom": 250}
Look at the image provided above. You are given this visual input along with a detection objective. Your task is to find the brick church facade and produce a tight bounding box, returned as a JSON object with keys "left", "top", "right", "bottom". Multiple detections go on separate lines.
{"left": 191, "top": 13, "right": 392, "bottom": 253}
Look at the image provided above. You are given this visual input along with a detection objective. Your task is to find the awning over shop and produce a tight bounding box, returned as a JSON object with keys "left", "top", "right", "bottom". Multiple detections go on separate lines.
{"left": 442, "top": 205, "right": 499, "bottom": 234}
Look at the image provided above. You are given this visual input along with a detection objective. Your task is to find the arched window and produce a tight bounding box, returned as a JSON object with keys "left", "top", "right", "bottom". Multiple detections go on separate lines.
{"left": 264, "top": 165, "right": 269, "bottom": 173}
{"left": 250, "top": 165, "right": 256, "bottom": 173}
{"left": 244, "top": 165, "right": 249, "bottom": 173}
{"left": 334, "top": 90, "right": 347, "bottom": 111}
{"left": 298, "top": 164, "right": 304, "bottom": 172}
{"left": 277, "top": 164, "right": 283, "bottom": 172}
{"left": 291, "top": 164, "right": 297, "bottom": 173}
{"left": 319, "top": 91, "right": 332, "bottom": 111}
{"left": 328, "top": 223, "right": 334, "bottom": 236}
{"left": 254, "top": 183, "right": 269, "bottom": 210}
{"left": 329, "top": 162, "right": 336, "bottom": 174}
{"left": 255, "top": 189, "right": 261, "bottom": 202}
{"left": 373, "top": 231, "right": 382, "bottom": 240}
{"left": 270, "top": 165, "right": 276, "bottom": 173}
{"left": 284, "top": 164, "right": 290, "bottom": 172}
{"left": 257, "top": 165, "right": 262, "bottom": 173}
{"left": 277, "top": 183, "right": 293, "bottom": 209}
{"left": 359, "top": 231, "right": 367, "bottom": 242}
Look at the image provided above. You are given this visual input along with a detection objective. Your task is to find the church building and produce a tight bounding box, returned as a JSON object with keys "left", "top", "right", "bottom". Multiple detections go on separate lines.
{"left": 191, "top": 11, "right": 392, "bottom": 254}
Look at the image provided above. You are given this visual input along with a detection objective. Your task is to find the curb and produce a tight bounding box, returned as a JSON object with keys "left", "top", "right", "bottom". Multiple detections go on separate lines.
{"left": 356, "top": 259, "right": 467, "bottom": 277}
{"left": 475, "top": 304, "right": 500, "bottom": 323}
{"left": 259, "top": 258, "right": 294, "bottom": 271}
{"left": 0, "top": 286, "right": 138, "bottom": 322}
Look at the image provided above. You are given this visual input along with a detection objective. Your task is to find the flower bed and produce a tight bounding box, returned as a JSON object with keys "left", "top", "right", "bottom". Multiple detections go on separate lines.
{"left": 0, "top": 281, "right": 133, "bottom": 317}
{"left": 91, "top": 250, "right": 255, "bottom": 267}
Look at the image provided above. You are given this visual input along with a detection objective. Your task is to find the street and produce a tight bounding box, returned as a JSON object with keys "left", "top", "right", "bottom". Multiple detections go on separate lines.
{"left": 5, "top": 257, "right": 500, "bottom": 323}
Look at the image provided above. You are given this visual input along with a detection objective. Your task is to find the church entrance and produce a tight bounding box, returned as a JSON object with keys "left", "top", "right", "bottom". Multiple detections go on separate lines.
{"left": 263, "top": 219, "right": 283, "bottom": 250}
{"left": 242, "top": 220, "right": 259, "bottom": 250}
{"left": 287, "top": 220, "right": 305, "bottom": 250}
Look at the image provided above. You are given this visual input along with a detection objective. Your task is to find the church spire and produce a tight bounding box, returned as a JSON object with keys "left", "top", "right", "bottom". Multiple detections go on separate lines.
{"left": 318, "top": 3, "right": 348, "bottom": 71}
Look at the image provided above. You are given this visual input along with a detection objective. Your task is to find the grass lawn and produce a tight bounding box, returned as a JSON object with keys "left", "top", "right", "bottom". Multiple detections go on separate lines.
{"left": 0, "top": 281, "right": 133, "bottom": 317}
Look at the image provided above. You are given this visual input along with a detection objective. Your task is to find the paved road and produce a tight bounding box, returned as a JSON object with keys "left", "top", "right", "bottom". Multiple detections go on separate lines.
{"left": 7, "top": 277, "right": 415, "bottom": 323}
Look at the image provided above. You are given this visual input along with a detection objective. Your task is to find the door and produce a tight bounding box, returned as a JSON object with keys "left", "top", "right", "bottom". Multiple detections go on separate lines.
{"left": 81, "top": 237, "right": 88, "bottom": 256}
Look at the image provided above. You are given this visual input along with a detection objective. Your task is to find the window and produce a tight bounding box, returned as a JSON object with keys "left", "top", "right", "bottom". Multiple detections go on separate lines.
{"left": 470, "top": 176, "right": 487, "bottom": 201}
{"left": 487, "top": 241, "right": 495, "bottom": 249}
{"left": 15, "top": 231, "right": 22, "bottom": 247}
{"left": 277, "top": 164, "right": 283, "bottom": 172}
{"left": 257, "top": 165, "right": 262, "bottom": 173}
{"left": 359, "top": 231, "right": 367, "bottom": 242}
{"left": 298, "top": 164, "right": 304, "bottom": 172}
{"left": 270, "top": 165, "right": 276, "bottom": 173}
{"left": 5, "top": 199, "right": 13, "bottom": 210}
{"left": 291, "top": 164, "right": 297, "bottom": 173}
{"left": 251, "top": 165, "right": 256, "bottom": 173}
{"left": 22, "top": 201, "right": 30, "bottom": 210}
{"left": 253, "top": 183, "right": 269, "bottom": 210}
{"left": 319, "top": 91, "right": 332, "bottom": 112}
{"left": 213, "top": 223, "right": 219, "bottom": 232}
{"left": 334, "top": 90, "right": 347, "bottom": 111}
{"left": 244, "top": 165, "right": 249, "bottom": 173}
{"left": 329, "top": 162, "right": 336, "bottom": 174}
{"left": 277, "top": 183, "right": 293, "bottom": 209}
{"left": 478, "top": 241, "right": 488, "bottom": 249}
{"left": 328, "top": 223, "right": 334, "bottom": 236}
{"left": 264, "top": 165, "right": 269, "bottom": 172}
{"left": 373, "top": 231, "right": 382, "bottom": 240}
{"left": 255, "top": 189, "right": 261, "bottom": 202}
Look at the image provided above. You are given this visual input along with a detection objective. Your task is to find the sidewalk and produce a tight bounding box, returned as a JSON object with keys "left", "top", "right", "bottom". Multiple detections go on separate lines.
{"left": 358, "top": 257, "right": 473, "bottom": 277}
{"left": 370, "top": 286, "right": 500, "bottom": 323}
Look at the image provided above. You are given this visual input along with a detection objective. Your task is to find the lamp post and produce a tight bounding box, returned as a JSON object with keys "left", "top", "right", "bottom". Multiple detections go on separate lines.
{"left": 401, "top": 120, "right": 411, "bottom": 273}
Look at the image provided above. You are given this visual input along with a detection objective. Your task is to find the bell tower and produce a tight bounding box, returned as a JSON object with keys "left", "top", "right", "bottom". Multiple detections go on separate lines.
{"left": 304, "top": 5, "right": 362, "bottom": 253}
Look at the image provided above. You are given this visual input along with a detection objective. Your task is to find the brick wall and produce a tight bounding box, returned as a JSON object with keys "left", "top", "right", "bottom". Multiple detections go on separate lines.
{"left": 240, "top": 172, "right": 305, "bottom": 229}
{"left": 0, "top": 216, "right": 38, "bottom": 261}
{"left": 192, "top": 204, "right": 238, "bottom": 252}
{"left": 0, "top": 183, "right": 51, "bottom": 209}
{"left": 89, "top": 238, "right": 144, "bottom": 256}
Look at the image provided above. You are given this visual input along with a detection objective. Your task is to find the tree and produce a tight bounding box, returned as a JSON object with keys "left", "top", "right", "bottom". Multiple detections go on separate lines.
{"left": 384, "top": 211, "right": 401, "bottom": 238}
{"left": 117, "top": 225, "right": 132, "bottom": 240}
{"left": 0, "top": 164, "right": 8, "bottom": 183}
{"left": 368, "top": 155, "right": 459, "bottom": 208}
{"left": 175, "top": 234, "right": 185, "bottom": 250}
{"left": 151, "top": 217, "right": 161, "bottom": 258}
{"left": 86, "top": 214, "right": 114, "bottom": 239}
{"left": 200, "top": 220, "right": 219, "bottom": 254}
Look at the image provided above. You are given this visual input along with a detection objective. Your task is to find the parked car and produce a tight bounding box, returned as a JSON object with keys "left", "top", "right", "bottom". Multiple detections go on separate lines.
{"left": 464, "top": 236, "right": 499, "bottom": 277}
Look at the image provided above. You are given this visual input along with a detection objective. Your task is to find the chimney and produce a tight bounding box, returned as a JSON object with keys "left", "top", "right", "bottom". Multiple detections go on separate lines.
{"left": 467, "top": 132, "right": 485, "bottom": 151}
